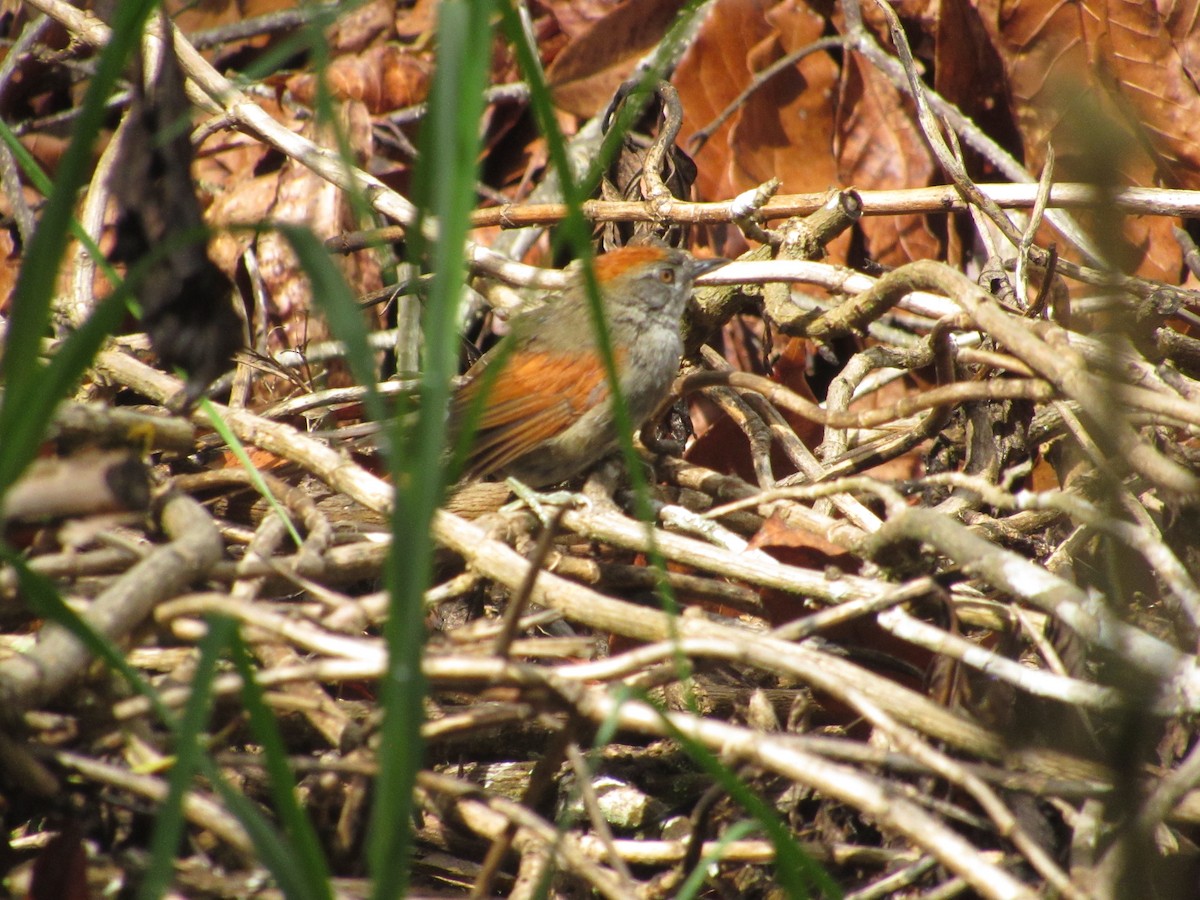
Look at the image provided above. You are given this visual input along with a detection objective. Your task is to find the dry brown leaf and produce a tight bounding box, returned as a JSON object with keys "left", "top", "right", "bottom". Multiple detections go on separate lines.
{"left": 1162, "top": 0, "right": 1200, "bottom": 86}
{"left": 326, "top": 0, "right": 397, "bottom": 53}
{"left": 675, "top": 0, "right": 778, "bottom": 201}
{"left": 546, "top": 0, "right": 687, "bottom": 117}
{"left": 0, "top": 229, "right": 20, "bottom": 316}
{"left": 256, "top": 104, "right": 380, "bottom": 356}
{"left": 28, "top": 824, "right": 89, "bottom": 900}
{"left": 736, "top": 2, "right": 840, "bottom": 188}
{"left": 201, "top": 96, "right": 300, "bottom": 276}
{"left": 931, "top": 0, "right": 1014, "bottom": 152}
{"left": 747, "top": 512, "right": 852, "bottom": 561}
{"left": 675, "top": 0, "right": 839, "bottom": 205}
{"left": 974, "top": 0, "right": 1183, "bottom": 280}
{"left": 686, "top": 335, "right": 823, "bottom": 483}
{"left": 770, "top": 335, "right": 826, "bottom": 449}
{"left": 542, "top": 0, "right": 626, "bottom": 39}
{"left": 17, "top": 132, "right": 67, "bottom": 179}
{"left": 968, "top": 0, "right": 1090, "bottom": 160}
{"left": 194, "top": 128, "right": 274, "bottom": 211}
{"left": 202, "top": 101, "right": 381, "bottom": 396}
{"left": 170, "top": 0, "right": 300, "bottom": 50}
{"left": 836, "top": 52, "right": 940, "bottom": 265}
{"left": 288, "top": 45, "right": 432, "bottom": 114}
{"left": 395, "top": 0, "right": 440, "bottom": 41}
{"left": 1082, "top": 0, "right": 1200, "bottom": 187}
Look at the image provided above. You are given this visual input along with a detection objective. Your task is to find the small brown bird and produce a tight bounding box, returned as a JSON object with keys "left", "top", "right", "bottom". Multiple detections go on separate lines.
{"left": 454, "top": 245, "right": 727, "bottom": 487}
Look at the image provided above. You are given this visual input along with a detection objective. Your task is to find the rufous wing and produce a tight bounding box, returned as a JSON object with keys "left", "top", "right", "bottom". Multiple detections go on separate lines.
{"left": 454, "top": 350, "right": 609, "bottom": 478}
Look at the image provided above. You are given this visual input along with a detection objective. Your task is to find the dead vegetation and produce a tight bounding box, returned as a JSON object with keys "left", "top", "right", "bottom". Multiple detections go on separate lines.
{"left": 4, "top": 0, "right": 1200, "bottom": 897}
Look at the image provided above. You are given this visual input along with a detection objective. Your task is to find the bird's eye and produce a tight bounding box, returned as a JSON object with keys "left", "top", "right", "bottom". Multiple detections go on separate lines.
{"left": 658, "top": 267, "right": 675, "bottom": 284}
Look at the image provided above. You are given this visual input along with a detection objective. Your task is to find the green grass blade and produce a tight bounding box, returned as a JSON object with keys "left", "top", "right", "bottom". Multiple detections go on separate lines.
{"left": 0, "top": 547, "right": 169, "bottom": 721}
{"left": 3, "top": 525, "right": 330, "bottom": 898}
{"left": 647, "top": 693, "right": 841, "bottom": 899}
{"left": 137, "top": 613, "right": 334, "bottom": 900}
{"left": 0, "top": 0, "right": 158, "bottom": 492}
{"left": 205, "top": 768, "right": 329, "bottom": 900}
{"left": 0, "top": 216, "right": 220, "bottom": 494}
{"left": 369, "top": 1, "right": 495, "bottom": 896}
{"left": 200, "top": 397, "right": 303, "bottom": 548}
{"left": 228, "top": 630, "right": 333, "bottom": 900}
{"left": 494, "top": 2, "right": 708, "bottom": 598}
{"left": 138, "top": 615, "right": 236, "bottom": 900}
{"left": 676, "top": 819, "right": 759, "bottom": 900}
{"left": 278, "top": 224, "right": 387, "bottom": 429}
{"left": 497, "top": 0, "right": 710, "bottom": 714}
{"left": 0, "top": 116, "right": 119, "bottom": 286}
{"left": 0, "top": 290, "right": 128, "bottom": 492}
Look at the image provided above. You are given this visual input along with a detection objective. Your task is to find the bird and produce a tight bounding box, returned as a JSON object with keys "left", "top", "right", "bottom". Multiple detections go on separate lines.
{"left": 452, "top": 244, "right": 727, "bottom": 487}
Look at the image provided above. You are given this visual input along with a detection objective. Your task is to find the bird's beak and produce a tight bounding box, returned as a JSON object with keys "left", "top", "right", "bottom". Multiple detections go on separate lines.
{"left": 692, "top": 257, "right": 731, "bottom": 279}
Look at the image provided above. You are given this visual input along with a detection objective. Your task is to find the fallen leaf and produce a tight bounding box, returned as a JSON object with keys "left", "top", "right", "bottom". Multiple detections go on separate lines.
{"left": 547, "top": 0, "right": 687, "bottom": 116}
